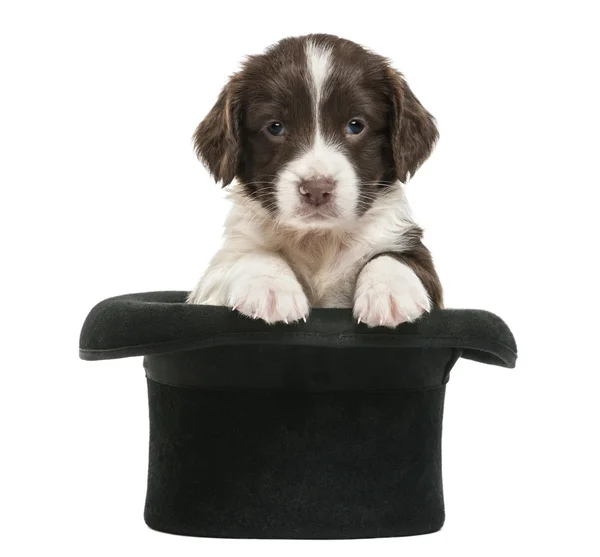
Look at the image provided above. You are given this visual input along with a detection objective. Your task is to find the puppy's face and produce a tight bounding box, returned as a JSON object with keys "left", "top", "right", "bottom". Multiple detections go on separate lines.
{"left": 194, "top": 35, "right": 438, "bottom": 228}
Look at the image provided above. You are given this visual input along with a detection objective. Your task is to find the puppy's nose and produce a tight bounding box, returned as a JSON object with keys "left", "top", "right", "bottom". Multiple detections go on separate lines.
{"left": 298, "top": 177, "right": 336, "bottom": 206}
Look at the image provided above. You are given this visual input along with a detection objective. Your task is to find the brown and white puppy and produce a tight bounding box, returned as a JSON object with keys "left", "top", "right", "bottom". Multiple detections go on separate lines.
{"left": 187, "top": 34, "right": 443, "bottom": 327}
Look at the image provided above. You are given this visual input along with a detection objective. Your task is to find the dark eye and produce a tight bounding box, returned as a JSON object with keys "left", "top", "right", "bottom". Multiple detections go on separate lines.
{"left": 267, "top": 121, "right": 284, "bottom": 136}
{"left": 346, "top": 119, "right": 365, "bottom": 135}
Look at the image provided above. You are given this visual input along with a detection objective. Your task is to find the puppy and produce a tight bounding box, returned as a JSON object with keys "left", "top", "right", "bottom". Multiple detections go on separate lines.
{"left": 187, "top": 34, "right": 443, "bottom": 327}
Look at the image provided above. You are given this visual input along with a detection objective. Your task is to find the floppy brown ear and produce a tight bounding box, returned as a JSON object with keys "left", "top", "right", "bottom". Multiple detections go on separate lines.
{"left": 387, "top": 69, "right": 439, "bottom": 183}
{"left": 193, "top": 80, "right": 241, "bottom": 187}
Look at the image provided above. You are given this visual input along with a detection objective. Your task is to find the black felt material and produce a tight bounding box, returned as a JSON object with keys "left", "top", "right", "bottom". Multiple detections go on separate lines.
{"left": 144, "top": 381, "right": 447, "bottom": 539}
{"left": 143, "top": 345, "right": 461, "bottom": 391}
{"left": 79, "top": 291, "right": 517, "bottom": 539}
{"left": 79, "top": 291, "right": 517, "bottom": 367}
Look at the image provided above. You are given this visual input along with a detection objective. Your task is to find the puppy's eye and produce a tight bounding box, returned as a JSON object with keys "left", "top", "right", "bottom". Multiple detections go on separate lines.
{"left": 346, "top": 119, "right": 365, "bottom": 135}
{"left": 267, "top": 121, "right": 285, "bottom": 136}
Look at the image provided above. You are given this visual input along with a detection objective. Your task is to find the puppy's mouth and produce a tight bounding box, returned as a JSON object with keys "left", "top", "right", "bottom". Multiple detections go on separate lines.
{"left": 294, "top": 203, "right": 340, "bottom": 222}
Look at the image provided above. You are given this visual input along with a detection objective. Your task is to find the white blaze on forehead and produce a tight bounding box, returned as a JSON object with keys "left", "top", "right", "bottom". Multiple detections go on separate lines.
{"left": 305, "top": 41, "right": 333, "bottom": 131}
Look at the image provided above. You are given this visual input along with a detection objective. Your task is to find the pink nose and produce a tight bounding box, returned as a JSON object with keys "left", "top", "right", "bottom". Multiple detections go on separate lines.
{"left": 298, "top": 177, "right": 336, "bottom": 206}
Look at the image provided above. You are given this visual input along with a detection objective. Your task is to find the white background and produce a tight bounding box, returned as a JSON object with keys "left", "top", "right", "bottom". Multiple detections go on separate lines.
{"left": 1, "top": 1, "right": 599, "bottom": 555}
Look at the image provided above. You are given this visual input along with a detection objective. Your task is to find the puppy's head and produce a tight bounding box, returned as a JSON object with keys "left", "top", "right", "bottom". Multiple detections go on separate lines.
{"left": 194, "top": 34, "right": 438, "bottom": 228}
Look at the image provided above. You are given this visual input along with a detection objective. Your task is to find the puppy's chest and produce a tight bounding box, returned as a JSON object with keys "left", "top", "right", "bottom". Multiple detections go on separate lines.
{"left": 280, "top": 240, "right": 370, "bottom": 308}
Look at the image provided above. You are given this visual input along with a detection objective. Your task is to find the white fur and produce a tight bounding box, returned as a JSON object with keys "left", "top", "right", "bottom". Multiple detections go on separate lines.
{"left": 225, "top": 254, "right": 309, "bottom": 324}
{"left": 275, "top": 135, "right": 358, "bottom": 225}
{"left": 353, "top": 255, "right": 431, "bottom": 327}
{"left": 305, "top": 41, "right": 331, "bottom": 128}
{"left": 187, "top": 245, "right": 309, "bottom": 323}
{"left": 187, "top": 183, "right": 427, "bottom": 325}
{"left": 274, "top": 41, "right": 359, "bottom": 227}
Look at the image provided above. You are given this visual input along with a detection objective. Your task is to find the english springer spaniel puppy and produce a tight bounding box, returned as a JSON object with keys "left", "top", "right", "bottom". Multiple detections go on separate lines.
{"left": 187, "top": 34, "right": 443, "bottom": 327}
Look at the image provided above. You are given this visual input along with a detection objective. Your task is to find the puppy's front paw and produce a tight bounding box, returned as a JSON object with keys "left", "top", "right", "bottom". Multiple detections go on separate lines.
{"left": 229, "top": 274, "right": 309, "bottom": 324}
{"left": 353, "top": 256, "right": 431, "bottom": 328}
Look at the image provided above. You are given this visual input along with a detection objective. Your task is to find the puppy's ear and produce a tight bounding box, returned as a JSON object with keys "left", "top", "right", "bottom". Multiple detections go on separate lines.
{"left": 193, "top": 79, "right": 241, "bottom": 187}
{"left": 387, "top": 69, "right": 438, "bottom": 183}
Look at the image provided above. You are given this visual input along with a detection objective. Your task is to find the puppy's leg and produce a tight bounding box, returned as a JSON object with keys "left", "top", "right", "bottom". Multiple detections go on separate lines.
{"left": 353, "top": 246, "right": 442, "bottom": 328}
{"left": 187, "top": 250, "right": 309, "bottom": 324}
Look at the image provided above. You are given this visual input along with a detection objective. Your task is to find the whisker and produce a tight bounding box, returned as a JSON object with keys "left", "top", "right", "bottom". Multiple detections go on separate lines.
{"left": 241, "top": 181, "right": 276, "bottom": 187}
{"left": 358, "top": 182, "right": 396, "bottom": 187}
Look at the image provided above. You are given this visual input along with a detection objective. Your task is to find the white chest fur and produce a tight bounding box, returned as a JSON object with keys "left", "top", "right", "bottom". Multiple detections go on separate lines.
{"left": 189, "top": 185, "right": 418, "bottom": 318}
